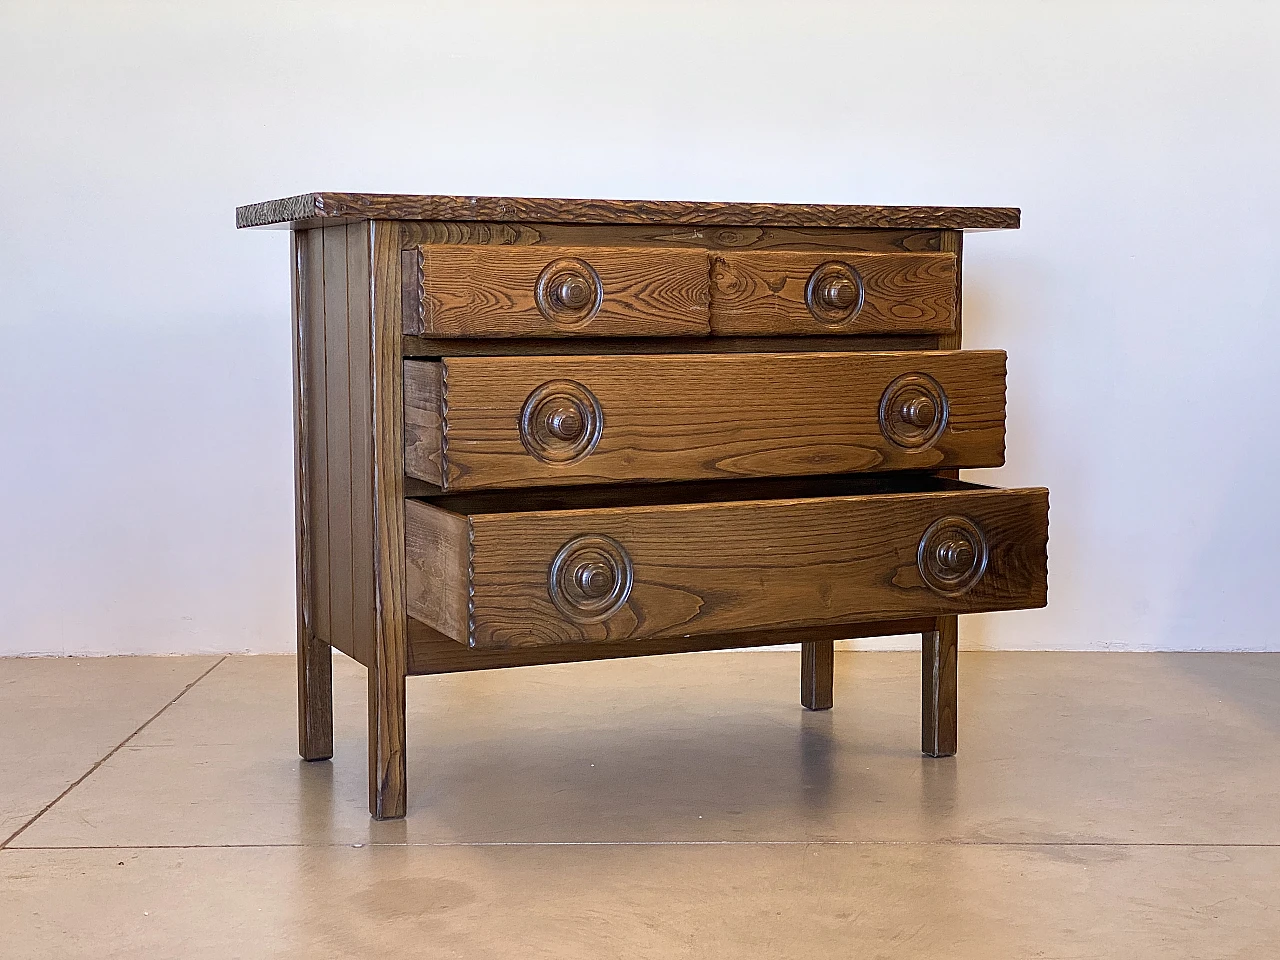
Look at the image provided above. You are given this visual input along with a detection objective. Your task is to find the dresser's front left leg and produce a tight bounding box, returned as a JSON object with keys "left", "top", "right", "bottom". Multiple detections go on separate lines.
{"left": 922, "top": 616, "right": 958, "bottom": 756}
{"left": 801, "top": 639, "right": 834, "bottom": 710}
{"left": 368, "top": 658, "right": 406, "bottom": 819}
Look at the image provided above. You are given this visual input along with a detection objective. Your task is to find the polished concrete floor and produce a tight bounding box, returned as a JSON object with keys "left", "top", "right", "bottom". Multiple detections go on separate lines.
{"left": 2, "top": 650, "right": 1278, "bottom": 958}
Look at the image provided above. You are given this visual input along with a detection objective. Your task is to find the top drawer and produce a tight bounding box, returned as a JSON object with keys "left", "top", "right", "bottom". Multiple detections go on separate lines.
{"left": 404, "top": 244, "right": 712, "bottom": 338}
{"left": 402, "top": 244, "right": 956, "bottom": 338}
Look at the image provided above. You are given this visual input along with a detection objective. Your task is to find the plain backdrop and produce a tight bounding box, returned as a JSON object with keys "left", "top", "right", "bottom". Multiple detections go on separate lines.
{"left": 2, "top": 1, "right": 1278, "bottom": 655}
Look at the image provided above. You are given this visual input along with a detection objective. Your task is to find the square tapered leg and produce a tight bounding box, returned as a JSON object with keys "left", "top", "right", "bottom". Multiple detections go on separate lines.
{"left": 922, "top": 616, "right": 958, "bottom": 756}
{"left": 801, "top": 639, "right": 835, "bottom": 710}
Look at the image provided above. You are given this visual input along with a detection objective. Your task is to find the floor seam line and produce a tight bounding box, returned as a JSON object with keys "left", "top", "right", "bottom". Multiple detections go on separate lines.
{"left": 0, "top": 656, "right": 229, "bottom": 850}
{"left": 6, "top": 840, "right": 1280, "bottom": 852}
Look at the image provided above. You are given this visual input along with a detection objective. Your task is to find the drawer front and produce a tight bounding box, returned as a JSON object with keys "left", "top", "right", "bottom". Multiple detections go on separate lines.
{"left": 710, "top": 251, "right": 957, "bottom": 335}
{"left": 403, "top": 351, "right": 1006, "bottom": 490}
{"left": 405, "top": 484, "right": 1048, "bottom": 648}
{"left": 405, "top": 244, "right": 711, "bottom": 337}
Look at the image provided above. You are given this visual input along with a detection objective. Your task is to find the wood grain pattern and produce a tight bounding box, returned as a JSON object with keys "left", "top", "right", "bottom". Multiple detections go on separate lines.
{"left": 406, "top": 617, "right": 932, "bottom": 675}
{"left": 397, "top": 221, "right": 943, "bottom": 252}
{"left": 922, "top": 616, "right": 957, "bottom": 756}
{"left": 710, "top": 251, "right": 957, "bottom": 336}
{"left": 800, "top": 640, "right": 834, "bottom": 711}
{"left": 402, "top": 351, "right": 1007, "bottom": 490}
{"left": 368, "top": 221, "right": 408, "bottom": 819}
{"left": 236, "top": 193, "right": 1021, "bottom": 231}
{"left": 405, "top": 483, "right": 1049, "bottom": 649}
{"left": 291, "top": 230, "right": 332, "bottom": 761}
{"left": 410, "top": 245, "right": 711, "bottom": 338}
{"left": 346, "top": 222, "right": 377, "bottom": 664}
{"left": 322, "top": 225, "right": 356, "bottom": 658}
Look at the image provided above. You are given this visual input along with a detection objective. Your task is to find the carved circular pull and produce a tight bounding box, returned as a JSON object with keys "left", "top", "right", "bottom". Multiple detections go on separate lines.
{"left": 549, "top": 534, "right": 634, "bottom": 622}
{"left": 879, "top": 373, "right": 949, "bottom": 450}
{"left": 520, "top": 380, "right": 603, "bottom": 464}
{"left": 918, "top": 516, "right": 989, "bottom": 597}
{"left": 805, "top": 261, "right": 865, "bottom": 325}
{"left": 535, "top": 257, "right": 603, "bottom": 327}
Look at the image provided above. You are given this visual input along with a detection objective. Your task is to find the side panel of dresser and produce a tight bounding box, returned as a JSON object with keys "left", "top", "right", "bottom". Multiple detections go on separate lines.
{"left": 293, "top": 222, "right": 408, "bottom": 818}
{"left": 294, "top": 224, "right": 377, "bottom": 669}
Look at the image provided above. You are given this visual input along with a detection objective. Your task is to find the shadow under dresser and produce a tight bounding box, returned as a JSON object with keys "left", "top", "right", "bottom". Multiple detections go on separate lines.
{"left": 236, "top": 193, "right": 1047, "bottom": 819}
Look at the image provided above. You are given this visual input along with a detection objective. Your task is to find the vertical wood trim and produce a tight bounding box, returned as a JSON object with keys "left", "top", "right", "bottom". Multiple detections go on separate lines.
{"left": 800, "top": 639, "right": 834, "bottom": 711}
{"left": 368, "top": 220, "right": 408, "bottom": 819}
{"left": 322, "top": 225, "right": 356, "bottom": 659}
{"left": 922, "top": 617, "right": 958, "bottom": 756}
{"left": 301, "top": 229, "right": 332, "bottom": 648}
{"left": 293, "top": 229, "right": 333, "bottom": 760}
{"left": 925, "top": 229, "right": 963, "bottom": 756}
{"left": 347, "top": 222, "right": 376, "bottom": 665}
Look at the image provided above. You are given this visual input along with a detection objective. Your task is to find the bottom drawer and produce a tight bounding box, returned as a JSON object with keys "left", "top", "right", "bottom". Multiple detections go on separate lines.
{"left": 405, "top": 477, "right": 1048, "bottom": 650}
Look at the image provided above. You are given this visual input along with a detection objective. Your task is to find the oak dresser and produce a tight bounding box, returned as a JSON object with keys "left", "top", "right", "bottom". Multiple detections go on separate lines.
{"left": 236, "top": 193, "right": 1048, "bottom": 819}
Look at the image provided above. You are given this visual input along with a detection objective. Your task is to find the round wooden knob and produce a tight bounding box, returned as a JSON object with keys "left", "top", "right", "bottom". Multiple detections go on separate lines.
{"left": 544, "top": 401, "right": 585, "bottom": 442}
{"left": 935, "top": 538, "right": 975, "bottom": 573}
{"left": 519, "top": 380, "right": 603, "bottom": 464}
{"left": 879, "top": 374, "right": 948, "bottom": 450}
{"left": 574, "top": 561, "right": 615, "bottom": 598}
{"left": 818, "top": 275, "right": 859, "bottom": 311}
{"left": 535, "top": 258, "right": 603, "bottom": 327}
{"left": 805, "top": 261, "right": 864, "bottom": 325}
{"left": 899, "top": 396, "right": 937, "bottom": 429}
{"left": 918, "top": 517, "right": 988, "bottom": 597}
{"left": 555, "top": 274, "right": 593, "bottom": 311}
{"left": 549, "top": 535, "right": 633, "bottom": 622}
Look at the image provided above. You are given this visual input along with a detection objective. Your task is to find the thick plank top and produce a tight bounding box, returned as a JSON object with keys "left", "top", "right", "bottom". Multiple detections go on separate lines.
{"left": 236, "top": 193, "right": 1020, "bottom": 231}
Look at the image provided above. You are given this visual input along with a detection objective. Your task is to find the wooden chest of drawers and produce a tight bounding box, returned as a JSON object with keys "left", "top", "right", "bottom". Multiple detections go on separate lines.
{"left": 237, "top": 193, "right": 1047, "bottom": 819}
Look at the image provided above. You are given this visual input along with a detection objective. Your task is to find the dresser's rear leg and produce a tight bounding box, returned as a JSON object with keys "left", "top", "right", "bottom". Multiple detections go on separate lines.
{"left": 922, "top": 616, "right": 958, "bottom": 756}
{"left": 297, "top": 631, "right": 333, "bottom": 761}
{"left": 801, "top": 639, "right": 834, "bottom": 710}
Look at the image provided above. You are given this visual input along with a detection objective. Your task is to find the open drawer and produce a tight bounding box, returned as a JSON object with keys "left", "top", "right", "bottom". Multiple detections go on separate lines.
{"left": 404, "top": 351, "right": 1007, "bottom": 490}
{"left": 405, "top": 477, "right": 1048, "bottom": 649}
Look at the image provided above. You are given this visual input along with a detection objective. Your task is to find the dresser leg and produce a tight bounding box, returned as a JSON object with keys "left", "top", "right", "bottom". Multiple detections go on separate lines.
{"left": 297, "top": 631, "right": 333, "bottom": 761}
{"left": 922, "top": 616, "right": 958, "bottom": 756}
{"left": 801, "top": 639, "right": 835, "bottom": 710}
{"left": 368, "top": 662, "right": 407, "bottom": 819}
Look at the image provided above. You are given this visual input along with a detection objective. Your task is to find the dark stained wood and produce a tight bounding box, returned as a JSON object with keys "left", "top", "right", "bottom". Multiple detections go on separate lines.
{"left": 403, "top": 351, "right": 1008, "bottom": 490}
{"left": 927, "top": 230, "right": 965, "bottom": 757}
{"left": 404, "top": 333, "right": 941, "bottom": 357}
{"left": 299, "top": 229, "right": 331, "bottom": 651}
{"left": 405, "top": 484, "right": 1049, "bottom": 649}
{"left": 367, "top": 222, "right": 408, "bottom": 820}
{"left": 800, "top": 640, "right": 834, "bottom": 711}
{"left": 922, "top": 616, "right": 958, "bottom": 756}
{"left": 397, "top": 221, "right": 943, "bottom": 252}
{"left": 406, "top": 617, "right": 932, "bottom": 675}
{"left": 322, "top": 225, "right": 356, "bottom": 659}
{"left": 710, "top": 252, "right": 957, "bottom": 336}
{"left": 411, "top": 245, "right": 711, "bottom": 338}
{"left": 292, "top": 230, "right": 332, "bottom": 761}
{"left": 237, "top": 193, "right": 1021, "bottom": 231}
{"left": 346, "top": 222, "right": 377, "bottom": 664}
{"left": 402, "top": 358, "right": 444, "bottom": 487}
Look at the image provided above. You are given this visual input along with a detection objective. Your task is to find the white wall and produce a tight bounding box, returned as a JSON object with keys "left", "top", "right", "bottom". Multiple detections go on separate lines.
{"left": 2, "top": 1, "right": 1278, "bottom": 655}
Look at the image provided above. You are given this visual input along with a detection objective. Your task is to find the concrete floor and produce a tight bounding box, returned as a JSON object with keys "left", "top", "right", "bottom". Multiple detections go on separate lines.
{"left": 1, "top": 651, "right": 1278, "bottom": 958}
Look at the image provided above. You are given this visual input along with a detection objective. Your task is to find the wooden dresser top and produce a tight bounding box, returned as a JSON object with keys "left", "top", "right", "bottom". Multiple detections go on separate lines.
{"left": 236, "top": 192, "right": 1020, "bottom": 231}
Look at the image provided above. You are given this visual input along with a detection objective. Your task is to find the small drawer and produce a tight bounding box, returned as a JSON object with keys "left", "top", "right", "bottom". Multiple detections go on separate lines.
{"left": 405, "top": 477, "right": 1048, "bottom": 649}
{"left": 403, "top": 351, "right": 1006, "bottom": 491}
{"left": 710, "top": 251, "right": 957, "bottom": 335}
{"left": 403, "top": 244, "right": 711, "bottom": 337}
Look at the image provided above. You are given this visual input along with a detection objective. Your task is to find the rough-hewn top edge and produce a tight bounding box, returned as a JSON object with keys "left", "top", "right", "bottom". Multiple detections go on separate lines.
{"left": 235, "top": 192, "right": 1020, "bottom": 231}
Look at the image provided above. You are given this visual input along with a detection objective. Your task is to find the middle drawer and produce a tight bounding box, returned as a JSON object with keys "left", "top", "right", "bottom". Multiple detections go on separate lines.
{"left": 404, "top": 351, "right": 1006, "bottom": 491}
